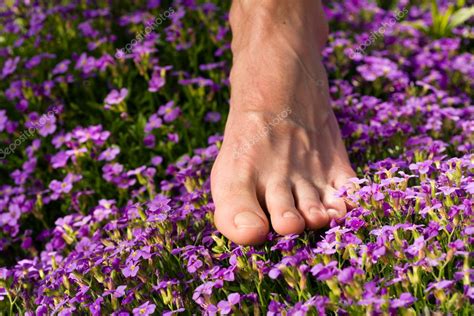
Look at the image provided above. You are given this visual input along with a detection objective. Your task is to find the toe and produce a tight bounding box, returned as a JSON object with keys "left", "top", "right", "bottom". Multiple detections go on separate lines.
{"left": 293, "top": 180, "right": 330, "bottom": 229}
{"left": 320, "top": 186, "right": 347, "bottom": 220}
{"left": 333, "top": 172, "right": 358, "bottom": 210}
{"left": 212, "top": 177, "right": 270, "bottom": 246}
{"left": 213, "top": 195, "right": 270, "bottom": 245}
{"left": 332, "top": 168, "right": 357, "bottom": 191}
{"left": 265, "top": 179, "right": 305, "bottom": 235}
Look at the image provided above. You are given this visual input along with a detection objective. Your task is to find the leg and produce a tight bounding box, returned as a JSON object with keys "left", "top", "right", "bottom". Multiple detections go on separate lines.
{"left": 211, "top": 0, "right": 355, "bottom": 245}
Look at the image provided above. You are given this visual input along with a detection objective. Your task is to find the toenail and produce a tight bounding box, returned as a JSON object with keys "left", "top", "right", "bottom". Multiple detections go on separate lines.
{"left": 327, "top": 208, "right": 343, "bottom": 219}
{"left": 234, "top": 211, "right": 265, "bottom": 229}
{"left": 282, "top": 211, "right": 299, "bottom": 219}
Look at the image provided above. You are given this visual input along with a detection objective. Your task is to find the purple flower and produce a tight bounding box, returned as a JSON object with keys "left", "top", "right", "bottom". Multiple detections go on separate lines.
{"left": 405, "top": 236, "right": 425, "bottom": 257}
{"left": 163, "top": 308, "right": 186, "bottom": 316}
{"left": 75, "top": 52, "right": 97, "bottom": 74}
{"left": 204, "top": 111, "right": 221, "bottom": 123}
{"left": 426, "top": 280, "right": 455, "bottom": 292}
{"left": 1, "top": 57, "right": 20, "bottom": 78}
{"left": 49, "top": 180, "right": 72, "bottom": 200}
{"left": 167, "top": 133, "right": 179, "bottom": 143}
{"left": 217, "top": 300, "right": 232, "bottom": 314}
{"left": 98, "top": 146, "right": 120, "bottom": 161}
{"left": 104, "top": 88, "right": 128, "bottom": 108}
{"left": 132, "top": 301, "right": 155, "bottom": 316}
{"left": 52, "top": 60, "right": 71, "bottom": 75}
{"left": 390, "top": 292, "right": 416, "bottom": 308}
{"left": 409, "top": 160, "right": 432, "bottom": 175}
{"left": 268, "top": 300, "right": 284, "bottom": 315}
{"left": 346, "top": 217, "right": 365, "bottom": 231}
{"left": 48, "top": 173, "right": 81, "bottom": 200}
{"left": 122, "top": 261, "right": 140, "bottom": 278}
{"left": 0, "top": 287, "right": 7, "bottom": 301}
{"left": 217, "top": 294, "right": 240, "bottom": 315}
{"left": 38, "top": 114, "right": 57, "bottom": 137}
{"left": 148, "top": 194, "right": 171, "bottom": 213}
{"left": 268, "top": 267, "right": 281, "bottom": 279}
{"left": 356, "top": 56, "right": 406, "bottom": 84}
{"left": 143, "top": 134, "right": 155, "bottom": 148}
{"left": 465, "top": 182, "right": 474, "bottom": 194}
{"left": 311, "top": 261, "right": 338, "bottom": 281}
{"left": 16, "top": 99, "right": 28, "bottom": 111}
{"left": 151, "top": 156, "right": 163, "bottom": 166}
{"left": 148, "top": 73, "right": 165, "bottom": 92}
{"left": 158, "top": 101, "right": 180, "bottom": 122}
{"left": 0, "top": 110, "right": 9, "bottom": 132}
{"left": 89, "top": 297, "right": 103, "bottom": 316}
{"left": 52, "top": 133, "right": 72, "bottom": 148}
{"left": 114, "top": 285, "right": 127, "bottom": 298}
{"left": 338, "top": 266, "right": 363, "bottom": 284}
{"left": 144, "top": 114, "right": 162, "bottom": 133}
{"left": 58, "top": 307, "right": 76, "bottom": 316}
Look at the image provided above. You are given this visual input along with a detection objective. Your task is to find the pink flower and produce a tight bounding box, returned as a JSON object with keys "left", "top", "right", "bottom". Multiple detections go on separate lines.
{"left": 148, "top": 73, "right": 165, "bottom": 92}
{"left": 104, "top": 88, "right": 128, "bottom": 108}
{"left": 98, "top": 145, "right": 120, "bottom": 161}
{"left": 38, "top": 115, "right": 57, "bottom": 137}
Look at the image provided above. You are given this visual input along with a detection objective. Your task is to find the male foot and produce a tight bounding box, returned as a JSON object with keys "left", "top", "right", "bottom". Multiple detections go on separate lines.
{"left": 211, "top": 0, "right": 356, "bottom": 245}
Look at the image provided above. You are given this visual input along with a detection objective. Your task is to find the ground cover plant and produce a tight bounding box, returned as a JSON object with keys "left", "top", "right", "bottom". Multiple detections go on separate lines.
{"left": 0, "top": 0, "right": 473, "bottom": 314}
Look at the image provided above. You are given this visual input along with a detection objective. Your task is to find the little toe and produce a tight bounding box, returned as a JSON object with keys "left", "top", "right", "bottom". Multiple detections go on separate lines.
{"left": 265, "top": 179, "right": 305, "bottom": 235}
{"left": 293, "top": 180, "right": 330, "bottom": 229}
{"left": 333, "top": 172, "right": 358, "bottom": 210}
{"left": 320, "top": 186, "right": 347, "bottom": 220}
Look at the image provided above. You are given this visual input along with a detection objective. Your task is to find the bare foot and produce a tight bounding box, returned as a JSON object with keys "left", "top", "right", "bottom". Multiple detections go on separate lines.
{"left": 211, "top": 0, "right": 356, "bottom": 245}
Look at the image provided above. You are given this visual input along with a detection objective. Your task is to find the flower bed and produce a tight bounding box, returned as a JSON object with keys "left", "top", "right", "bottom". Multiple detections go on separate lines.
{"left": 0, "top": 0, "right": 473, "bottom": 314}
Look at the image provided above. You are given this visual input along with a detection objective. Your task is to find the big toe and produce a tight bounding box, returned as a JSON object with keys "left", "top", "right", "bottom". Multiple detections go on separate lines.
{"left": 212, "top": 178, "right": 269, "bottom": 245}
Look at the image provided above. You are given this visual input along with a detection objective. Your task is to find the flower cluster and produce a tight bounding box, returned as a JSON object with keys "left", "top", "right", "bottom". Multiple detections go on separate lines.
{"left": 0, "top": 0, "right": 472, "bottom": 315}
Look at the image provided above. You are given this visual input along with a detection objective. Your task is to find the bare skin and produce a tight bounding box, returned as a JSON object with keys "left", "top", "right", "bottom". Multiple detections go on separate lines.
{"left": 211, "top": 0, "right": 356, "bottom": 245}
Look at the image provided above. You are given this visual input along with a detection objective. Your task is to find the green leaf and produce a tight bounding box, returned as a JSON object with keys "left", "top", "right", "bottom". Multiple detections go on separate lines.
{"left": 401, "top": 20, "right": 428, "bottom": 33}
{"left": 439, "top": 5, "right": 455, "bottom": 35}
{"left": 448, "top": 6, "right": 474, "bottom": 29}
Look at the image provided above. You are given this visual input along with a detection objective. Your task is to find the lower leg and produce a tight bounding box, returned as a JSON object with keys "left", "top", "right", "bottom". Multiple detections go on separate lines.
{"left": 228, "top": 0, "right": 331, "bottom": 126}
